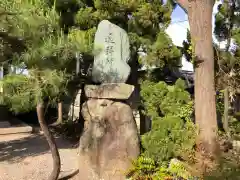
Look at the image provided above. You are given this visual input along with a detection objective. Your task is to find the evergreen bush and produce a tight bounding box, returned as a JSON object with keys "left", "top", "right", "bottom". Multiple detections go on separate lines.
{"left": 126, "top": 79, "right": 197, "bottom": 179}
{"left": 140, "top": 79, "right": 197, "bottom": 163}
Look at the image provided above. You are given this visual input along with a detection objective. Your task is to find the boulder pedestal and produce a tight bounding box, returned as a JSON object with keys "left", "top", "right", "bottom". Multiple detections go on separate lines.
{"left": 78, "top": 84, "right": 140, "bottom": 180}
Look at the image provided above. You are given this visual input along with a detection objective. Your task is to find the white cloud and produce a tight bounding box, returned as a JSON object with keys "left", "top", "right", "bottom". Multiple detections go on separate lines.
{"left": 166, "top": 21, "right": 189, "bottom": 47}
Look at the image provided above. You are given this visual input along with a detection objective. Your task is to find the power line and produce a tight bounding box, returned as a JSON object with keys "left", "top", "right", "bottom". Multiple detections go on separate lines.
{"left": 171, "top": 19, "right": 188, "bottom": 24}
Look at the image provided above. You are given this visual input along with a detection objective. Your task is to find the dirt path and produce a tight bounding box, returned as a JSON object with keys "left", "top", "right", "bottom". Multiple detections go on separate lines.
{"left": 0, "top": 133, "right": 79, "bottom": 180}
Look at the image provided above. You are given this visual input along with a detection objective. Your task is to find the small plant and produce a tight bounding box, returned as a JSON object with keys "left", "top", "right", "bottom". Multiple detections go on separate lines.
{"left": 168, "top": 158, "right": 193, "bottom": 179}
{"left": 126, "top": 156, "right": 195, "bottom": 180}
{"left": 126, "top": 156, "right": 159, "bottom": 179}
{"left": 0, "top": 70, "right": 69, "bottom": 114}
{"left": 126, "top": 156, "right": 174, "bottom": 180}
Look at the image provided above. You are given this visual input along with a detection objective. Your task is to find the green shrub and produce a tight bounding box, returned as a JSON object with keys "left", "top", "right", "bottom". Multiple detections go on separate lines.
{"left": 142, "top": 115, "right": 196, "bottom": 162}
{"left": 228, "top": 117, "right": 240, "bottom": 139}
{"left": 216, "top": 90, "right": 240, "bottom": 139}
{"left": 0, "top": 70, "right": 69, "bottom": 114}
{"left": 140, "top": 79, "right": 197, "bottom": 163}
{"left": 0, "top": 74, "right": 35, "bottom": 113}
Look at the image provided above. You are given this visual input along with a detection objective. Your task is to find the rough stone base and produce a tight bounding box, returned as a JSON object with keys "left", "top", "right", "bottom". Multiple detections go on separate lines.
{"left": 78, "top": 99, "right": 140, "bottom": 180}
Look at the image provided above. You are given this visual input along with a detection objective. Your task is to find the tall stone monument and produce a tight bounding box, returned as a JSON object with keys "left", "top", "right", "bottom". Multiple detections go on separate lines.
{"left": 78, "top": 20, "right": 140, "bottom": 180}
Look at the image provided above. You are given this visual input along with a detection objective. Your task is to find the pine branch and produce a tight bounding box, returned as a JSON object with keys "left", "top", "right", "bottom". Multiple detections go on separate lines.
{"left": 0, "top": 12, "right": 18, "bottom": 16}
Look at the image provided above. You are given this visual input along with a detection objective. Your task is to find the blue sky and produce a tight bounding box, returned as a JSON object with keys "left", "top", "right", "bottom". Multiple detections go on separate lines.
{"left": 166, "top": 5, "right": 191, "bottom": 71}
{"left": 171, "top": 5, "right": 187, "bottom": 22}
{"left": 167, "top": 2, "right": 222, "bottom": 46}
{"left": 166, "top": 5, "right": 189, "bottom": 47}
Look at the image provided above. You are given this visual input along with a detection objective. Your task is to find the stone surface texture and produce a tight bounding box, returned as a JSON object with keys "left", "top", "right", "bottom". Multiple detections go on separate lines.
{"left": 92, "top": 20, "right": 131, "bottom": 83}
{"left": 78, "top": 99, "right": 140, "bottom": 180}
{"left": 84, "top": 83, "right": 134, "bottom": 100}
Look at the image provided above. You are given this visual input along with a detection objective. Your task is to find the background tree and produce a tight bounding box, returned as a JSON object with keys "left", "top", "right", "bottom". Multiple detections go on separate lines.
{"left": 214, "top": 0, "right": 240, "bottom": 134}
{"left": 69, "top": 0, "right": 181, "bottom": 69}
{"left": 182, "top": 29, "right": 193, "bottom": 63}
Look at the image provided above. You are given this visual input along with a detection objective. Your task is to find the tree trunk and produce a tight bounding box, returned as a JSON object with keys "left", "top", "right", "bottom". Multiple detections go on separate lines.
{"left": 37, "top": 102, "right": 61, "bottom": 180}
{"left": 188, "top": 0, "right": 218, "bottom": 156}
{"left": 224, "top": 88, "right": 229, "bottom": 135}
{"left": 79, "top": 83, "right": 85, "bottom": 122}
{"left": 57, "top": 101, "right": 63, "bottom": 124}
{"left": 176, "top": 0, "right": 218, "bottom": 157}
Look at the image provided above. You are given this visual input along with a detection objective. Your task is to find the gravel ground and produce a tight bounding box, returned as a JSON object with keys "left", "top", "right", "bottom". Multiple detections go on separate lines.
{"left": 0, "top": 133, "right": 79, "bottom": 180}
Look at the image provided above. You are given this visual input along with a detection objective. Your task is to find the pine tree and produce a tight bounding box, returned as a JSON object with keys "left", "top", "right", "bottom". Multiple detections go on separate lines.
{"left": 0, "top": 1, "right": 92, "bottom": 179}
{"left": 214, "top": 0, "right": 240, "bottom": 95}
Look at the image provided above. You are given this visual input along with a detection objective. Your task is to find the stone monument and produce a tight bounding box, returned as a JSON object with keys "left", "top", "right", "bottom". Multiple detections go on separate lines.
{"left": 78, "top": 20, "right": 140, "bottom": 180}
{"left": 91, "top": 20, "right": 131, "bottom": 83}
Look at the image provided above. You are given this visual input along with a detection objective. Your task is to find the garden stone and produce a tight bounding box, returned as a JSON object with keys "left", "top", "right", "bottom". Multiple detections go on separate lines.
{"left": 84, "top": 83, "right": 134, "bottom": 100}
{"left": 78, "top": 99, "right": 140, "bottom": 180}
{"left": 92, "top": 20, "right": 131, "bottom": 83}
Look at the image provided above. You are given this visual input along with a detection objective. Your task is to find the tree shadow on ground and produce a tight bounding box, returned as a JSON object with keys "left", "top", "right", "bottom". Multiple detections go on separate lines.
{"left": 0, "top": 132, "right": 76, "bottom": 163}
{"left": 50, "top": 120, "right": 84, "bottom": 143}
